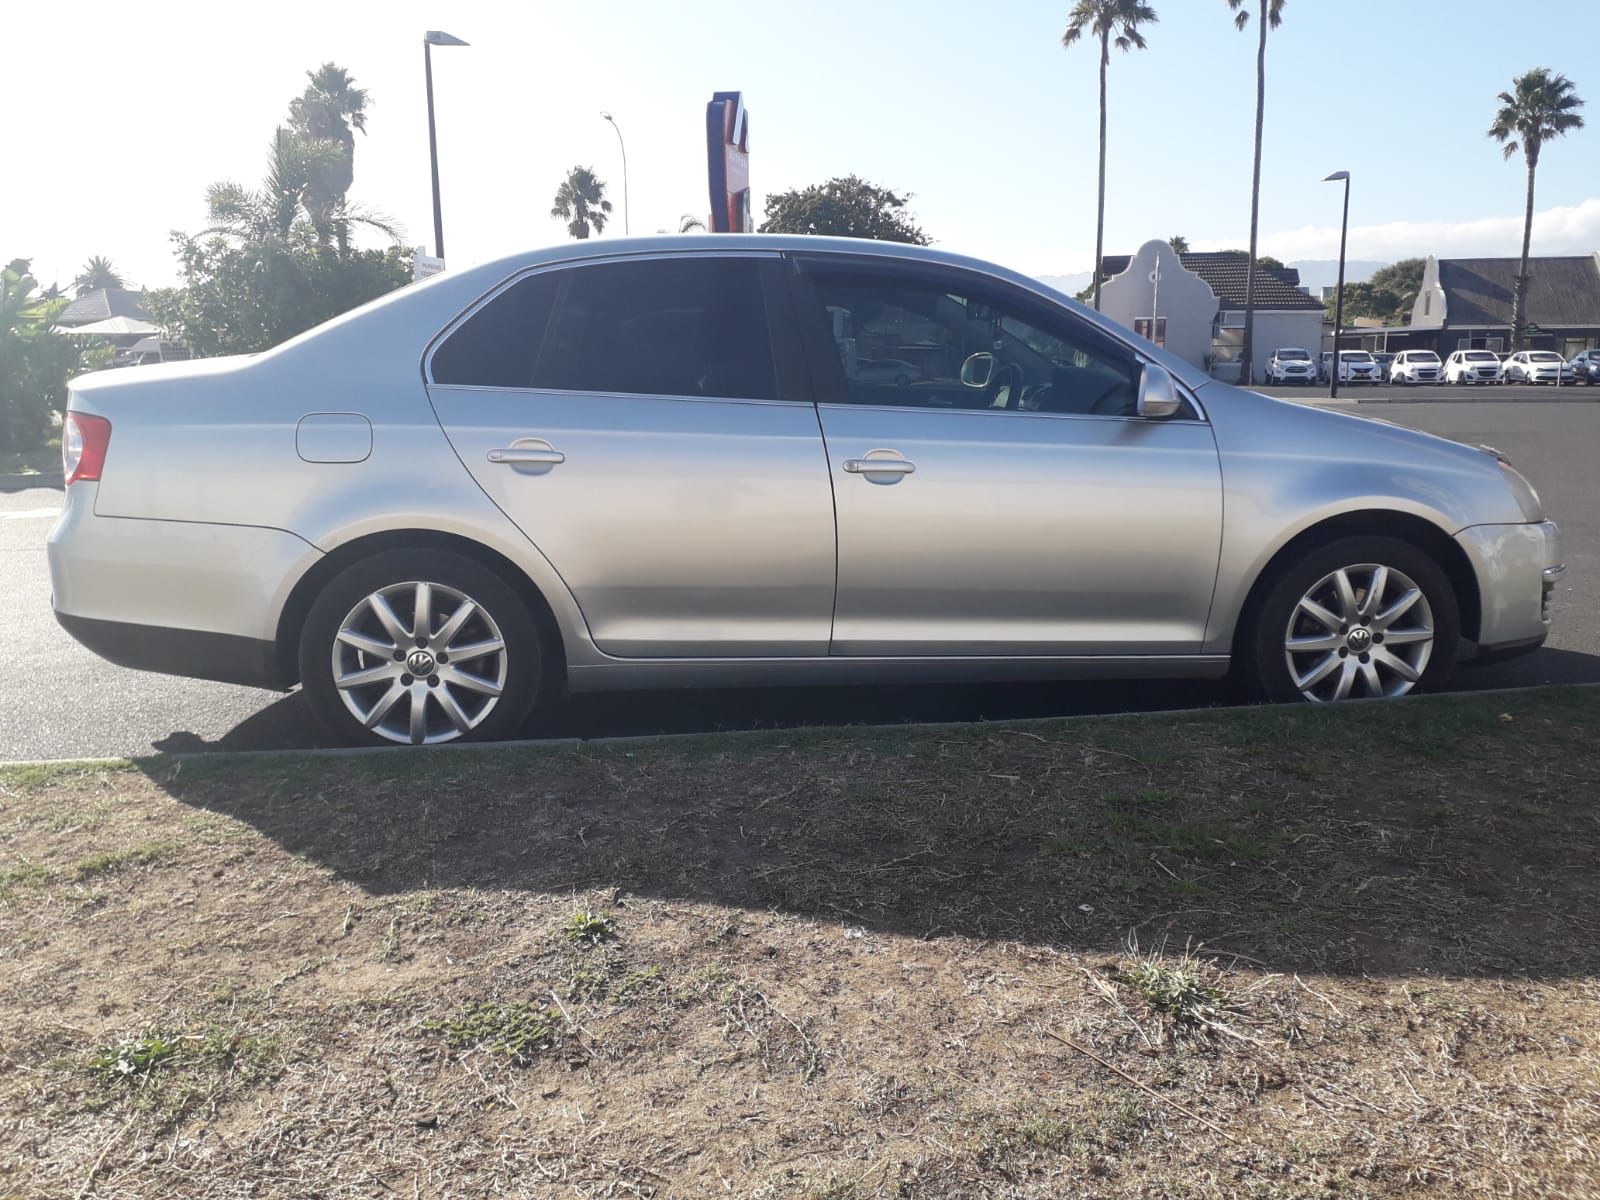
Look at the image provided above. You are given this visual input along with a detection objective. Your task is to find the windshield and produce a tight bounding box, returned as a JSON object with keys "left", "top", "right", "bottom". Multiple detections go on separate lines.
{"left": 1340, "top": 351, "right": 1373, "bottom": 361}
{"left": 1464, "top": 352, "right": 1496, "bottom": 361}
{"left": 1409, "top": 352, "right": 1440, "bottom": 363}
{"left": 1276, "top": 349, "right": 1310, "bottom": 360}
{"left": 1530, "top": 352, "right": 1563, "bottom": 362}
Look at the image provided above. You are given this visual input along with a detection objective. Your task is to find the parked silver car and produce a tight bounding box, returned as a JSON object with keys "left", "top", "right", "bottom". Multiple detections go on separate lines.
{"left": 49, "top": 237, "right": 1563, "bottom": 745}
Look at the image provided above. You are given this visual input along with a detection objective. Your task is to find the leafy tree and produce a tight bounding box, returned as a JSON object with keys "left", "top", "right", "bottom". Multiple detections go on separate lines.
{"left": 1226, "top": 0, "right": 1286, "bottom": 385}
{"left": 1367, "top": 258, "right": 1425, "bottom": 317}
{"left": 1167, "top": 235, "right": 1189, "bottom": 253}
{"left": 551, "top": 166, "right": 612, "bottom": 240}
{"left": 1488, "top": 69, "right": 1585, "bottom": 348}
{"left": 1256, "top": 254, "right": 1285, "bottom": 272}
{"left": 148, "top": 119, "right": 407, "bottom": 357}
{"left": 72, "top": 255, "right": 125, "bottom": 297}
{"left": 1, "top": 260, "right": 105, "bottom": 452}
{"left": 758, "top": 175, "right": 929, "bottom": 244}
{"left": 1062, "top": 1, "right": 1158, "bottom": 311}
{"left": 288, "top": 63, "right": 372, "bottom": 251}
{"left": 146, "top": 237, "right": 408, "bottom": 358}
{"left": 1321, "top": 258, "right": 1427, "bottom": 327}
{"left": 1323, "top": 281, "right": 1397, "bottom": 326}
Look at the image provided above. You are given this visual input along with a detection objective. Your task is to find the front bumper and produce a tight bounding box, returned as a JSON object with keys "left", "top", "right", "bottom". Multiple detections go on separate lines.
{"left": 1453, "top": 520, "right": 1563, "bottom": 653}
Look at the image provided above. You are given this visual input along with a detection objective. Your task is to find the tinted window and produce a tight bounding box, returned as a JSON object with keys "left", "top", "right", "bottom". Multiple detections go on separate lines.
{"left": 800, "top": 265, "right": 1141, "bottom": 417}
{"left": 540, "top": 258, "right": 775, "bottom": 399}
{"left": 432, "top": 257, "right": 777, "bottom": 400}
{"left": 430, "top": 272, "right": 560, "bottom": 387}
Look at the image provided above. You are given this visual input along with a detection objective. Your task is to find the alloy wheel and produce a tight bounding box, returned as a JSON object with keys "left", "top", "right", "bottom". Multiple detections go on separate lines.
{"left": 1282, "top": 563, "right": 1434, "bottom": 702}
{"left": 330, "top": 580, "right": 508, "bottom": 745}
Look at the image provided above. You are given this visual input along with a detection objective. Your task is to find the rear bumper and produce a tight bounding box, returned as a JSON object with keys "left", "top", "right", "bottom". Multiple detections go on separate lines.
{"left": 48, "top": 484, "right": 318, "bottom": 689}
{"left": 54, "top": 612, "right": 286, "bottom": 689}
{"left": 1454, "top": 520, "right": 1563, "bottom": 652}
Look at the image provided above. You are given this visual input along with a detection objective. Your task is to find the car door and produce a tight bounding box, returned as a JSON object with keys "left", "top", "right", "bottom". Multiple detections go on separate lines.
{"left": 425, "top": 252, "right": 836, "bottom": 657}
{"left": 786, "top": 254, "right": 1223, "bottom": 657}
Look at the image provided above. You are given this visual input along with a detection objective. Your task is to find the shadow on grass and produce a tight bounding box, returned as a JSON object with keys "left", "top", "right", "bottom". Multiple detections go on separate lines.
{"left": 142, "top": 686, "right": 1600, "bottom": 979}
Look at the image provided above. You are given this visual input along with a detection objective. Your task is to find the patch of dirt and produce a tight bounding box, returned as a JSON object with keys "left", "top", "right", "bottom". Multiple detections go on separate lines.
{"left": 2, "top": 688, "right": 1598, "bottom": 1197}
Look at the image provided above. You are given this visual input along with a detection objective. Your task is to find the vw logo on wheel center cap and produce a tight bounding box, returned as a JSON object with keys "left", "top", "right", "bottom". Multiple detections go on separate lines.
{"left": 1346, "top": 627, "right": 1372, "bottom": 652}
{"left": 406, "top": 649, "right": 436, "bottom": 675}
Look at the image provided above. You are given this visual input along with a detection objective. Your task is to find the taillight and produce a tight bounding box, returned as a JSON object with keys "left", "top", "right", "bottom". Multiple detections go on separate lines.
{"left": 62, "top": 412, "right": 112, "bottom": 486}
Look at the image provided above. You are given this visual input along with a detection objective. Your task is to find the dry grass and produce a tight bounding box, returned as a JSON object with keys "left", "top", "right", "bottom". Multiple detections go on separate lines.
{"left": 2, "top": 687, "right": 1599, "bottom": 1197}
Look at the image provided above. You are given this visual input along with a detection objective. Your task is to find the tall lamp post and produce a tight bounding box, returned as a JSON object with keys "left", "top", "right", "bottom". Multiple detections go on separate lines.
{"left": 423, "top": 30, "right": 469, "bottom": 261}
{"left": 1324, "top": 170, "right": 1351, "bottom": 400}
{"left": 600, "top": 111, "right": 630, "bottom": 235}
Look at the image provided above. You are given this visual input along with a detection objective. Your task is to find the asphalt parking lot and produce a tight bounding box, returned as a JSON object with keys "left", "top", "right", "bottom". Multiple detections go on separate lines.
{"left": 3, "top": 389, "right": 1596, "bottom": 761}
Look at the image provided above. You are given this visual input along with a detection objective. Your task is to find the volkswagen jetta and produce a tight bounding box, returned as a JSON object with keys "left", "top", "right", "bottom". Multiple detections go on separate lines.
{"left": 49, "top": 237, "right": 1563, "bottom": 745}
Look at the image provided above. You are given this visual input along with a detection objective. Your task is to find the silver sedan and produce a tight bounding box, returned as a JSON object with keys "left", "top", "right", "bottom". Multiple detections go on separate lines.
{"left": 49, "top": 236, "right": 1563, "bottom": 745}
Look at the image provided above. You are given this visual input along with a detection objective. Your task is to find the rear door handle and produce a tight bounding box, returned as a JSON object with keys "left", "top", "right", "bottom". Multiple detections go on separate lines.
{"left": 843, "top": 455, "right": 916, "bottom": 476}
{"left": 487, "top": 445, "right": 565, "bottom": 466}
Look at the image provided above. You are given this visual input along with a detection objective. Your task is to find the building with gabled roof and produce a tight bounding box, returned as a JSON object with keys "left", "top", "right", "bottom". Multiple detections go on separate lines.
{"left": 54, "top": 288, "right": 153, "bottom": 329}
{"left": 1095, "top": 241, "right": 1325, "bottom": 383}
{"left": 1410, "top": 254, "right": 1600, "bottom": 357}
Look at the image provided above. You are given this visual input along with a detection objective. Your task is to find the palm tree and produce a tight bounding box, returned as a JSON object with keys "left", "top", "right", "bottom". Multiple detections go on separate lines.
{"left": 288, "top": 63, "right": 371, "bottom": 245}
{"left": 201, "top": 128, "right": 398, "bottom": 252}
{"left": 551, "top": 167, "right": 613, "bottom": 240}
{"left": 679, "top": 214, "right": 707, "bottom": 233}
{"left": 1062, "top": 0, "right": 1158, "bottom": 312}
{"left": 1488, "top": 69, "right": 1585, "bottom": 349}
{"left": 1167, "top": 235, "right": 1189, "bottom": 253}
{"left": 1227, "top": 0, "right": 1286, "bottom": 386}
{"left": 72, "top": 256, "right": 124, "bottom": 297}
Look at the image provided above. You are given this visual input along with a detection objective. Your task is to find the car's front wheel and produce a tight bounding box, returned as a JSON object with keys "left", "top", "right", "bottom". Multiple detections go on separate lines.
{"left": 298, "top": 549, "right": 544, "bottom": 746}
{"left": 1243, "top": 535, "right": 1459, "bottom": 704}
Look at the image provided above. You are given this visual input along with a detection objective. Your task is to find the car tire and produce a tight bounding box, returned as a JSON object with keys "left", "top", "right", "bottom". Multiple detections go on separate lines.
{"left": 1240, "top": 535, "right": 1460, "bottom": 704}
{"left": 298, "top": 548, "right": 545, "bottom": 747}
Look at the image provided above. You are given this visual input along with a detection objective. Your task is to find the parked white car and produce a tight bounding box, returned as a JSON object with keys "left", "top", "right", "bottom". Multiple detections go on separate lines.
{"left": 1502, "top": 351, "right": 1576, "bottom": 385}
{"left": 1320, "top": 350, "right": 1382, "bottom": 385}
{"left": 1443, "top": 350, "right": 1504, "bottom": 385}
{"left": 1388, "top": 350, "right": 1443, "bottom": 385}
{"left": 1264, "top": 347, "right": 1317, "bottom": 385}
{"left": 854, "top": 357, "right": 920, "bottom": 386}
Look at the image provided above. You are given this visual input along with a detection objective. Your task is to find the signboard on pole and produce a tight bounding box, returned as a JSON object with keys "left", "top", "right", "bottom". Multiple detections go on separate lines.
{"left": 705, "top": 91, "right": 751, "bottom": 233}
{"left": 412, "top": 246, "right": 445, "bottom": 281}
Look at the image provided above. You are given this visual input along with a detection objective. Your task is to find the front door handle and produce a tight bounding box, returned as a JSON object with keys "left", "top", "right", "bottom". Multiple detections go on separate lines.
{"left": 843, "top": 453, "right": 916, "bottom": 476}
{"left": 488, "top": 446, "right": 565, "bottom": 465}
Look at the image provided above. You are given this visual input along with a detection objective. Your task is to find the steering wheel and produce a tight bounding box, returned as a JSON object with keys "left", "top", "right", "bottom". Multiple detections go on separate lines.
{"left": 986, "top": 362, "right": 1026, "bottom": 409}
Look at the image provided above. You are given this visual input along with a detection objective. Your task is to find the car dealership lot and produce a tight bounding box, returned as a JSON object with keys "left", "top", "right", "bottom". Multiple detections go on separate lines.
{"left": 3, "top": 393, "right": 1597, "bottom": 761}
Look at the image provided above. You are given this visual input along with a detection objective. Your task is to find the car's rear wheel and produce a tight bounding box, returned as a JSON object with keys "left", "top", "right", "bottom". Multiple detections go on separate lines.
{"left": 1244, "top": 535, "right": 1459, "bottom": 704}
{"left": 298, "top": 549, "right": 543, "bottom": 746}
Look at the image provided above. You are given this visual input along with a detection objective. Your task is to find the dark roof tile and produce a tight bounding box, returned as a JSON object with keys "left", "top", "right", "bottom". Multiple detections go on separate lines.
{"left": 1438, "top": 256, "right": 1600, "bottom": 328}
{"left": 55, "top": 288, "right": 152, "bottom": 326}
{"left": 1100, "top": 250, "right": 1323, "bottom": 311}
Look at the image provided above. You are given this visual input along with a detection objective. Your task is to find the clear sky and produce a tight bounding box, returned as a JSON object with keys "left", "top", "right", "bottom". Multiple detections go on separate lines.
{"left": 9, "top": 0, "right": 1595, "bottom": 292}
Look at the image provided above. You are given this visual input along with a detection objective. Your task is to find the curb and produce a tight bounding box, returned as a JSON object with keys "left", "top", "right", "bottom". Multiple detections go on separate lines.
{"left": 4, "top": 680, "right": 1595, "bottom": 771}
{"left": 0, "top": 471, "right": 63, "bottom": 491}
{"left": 1356, "top": 393, "right": 1600, "bottom": 405}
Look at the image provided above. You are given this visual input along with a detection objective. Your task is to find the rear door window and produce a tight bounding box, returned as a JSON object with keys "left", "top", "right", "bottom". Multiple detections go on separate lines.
{"left": 432, "top": 256, "right": 779, "bottom": 401}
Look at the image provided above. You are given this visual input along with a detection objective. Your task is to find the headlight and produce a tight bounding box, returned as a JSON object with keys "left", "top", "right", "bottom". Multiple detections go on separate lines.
{"left": 1498, "top": 460, "right": 1545, "bottom": 522}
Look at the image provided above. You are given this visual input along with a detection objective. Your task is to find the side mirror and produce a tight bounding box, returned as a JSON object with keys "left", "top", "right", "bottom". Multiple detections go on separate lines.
{"left": 959, "top": 351, "right": 995, "bottom": 389}
{"left": 1137, "top": 362, "right": 1183, "bottom": 419}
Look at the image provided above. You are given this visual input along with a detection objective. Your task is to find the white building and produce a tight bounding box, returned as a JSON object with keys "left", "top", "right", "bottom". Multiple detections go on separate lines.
{"left": 1095, "top": 240, "right": 1326, "bottom": 383}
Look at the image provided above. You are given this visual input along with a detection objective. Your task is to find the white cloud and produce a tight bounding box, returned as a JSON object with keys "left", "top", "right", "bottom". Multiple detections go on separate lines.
{"left": 1203, "top": 197, "right": 1600, "bottom": 264}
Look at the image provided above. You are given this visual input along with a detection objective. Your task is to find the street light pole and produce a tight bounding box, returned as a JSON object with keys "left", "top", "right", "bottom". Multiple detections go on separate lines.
{"left": 601, "top": 112, "right": 630, "bottom": 235}
{"left": 1324, "top": 170, "right": 1351, "bottom": 400}
{"left": 423, "top": 31, "right": 468, "bottom": 261}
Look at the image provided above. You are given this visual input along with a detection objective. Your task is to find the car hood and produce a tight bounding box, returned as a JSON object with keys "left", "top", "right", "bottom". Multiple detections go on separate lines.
{"left": 1199, "top": 381, "right": 1517, "bottom": 523}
